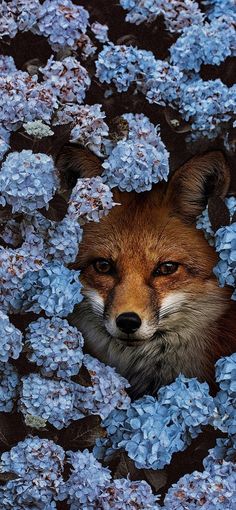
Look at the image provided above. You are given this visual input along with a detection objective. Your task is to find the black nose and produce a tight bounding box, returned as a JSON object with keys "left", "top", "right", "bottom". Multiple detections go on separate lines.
{"left": 116, "top": 312, "right": 142, "bottom": 334}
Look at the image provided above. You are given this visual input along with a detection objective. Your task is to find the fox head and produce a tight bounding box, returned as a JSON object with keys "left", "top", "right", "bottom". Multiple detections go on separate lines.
{"left": 59, "top": 147, "right": 235, "bottom": 396}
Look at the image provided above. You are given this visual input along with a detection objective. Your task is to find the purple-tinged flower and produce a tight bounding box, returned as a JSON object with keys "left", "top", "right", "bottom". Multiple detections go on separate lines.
{"left": 0, "top": 150, "right": 59, "bottom": 213}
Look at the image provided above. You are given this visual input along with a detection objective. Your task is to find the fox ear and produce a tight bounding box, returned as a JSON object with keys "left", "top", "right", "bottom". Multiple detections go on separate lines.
{"left": 56, "top": 144, "right": 102, "bottom": 188}
{"left": 164, "top": 151, "right": 230, "bottom": 223}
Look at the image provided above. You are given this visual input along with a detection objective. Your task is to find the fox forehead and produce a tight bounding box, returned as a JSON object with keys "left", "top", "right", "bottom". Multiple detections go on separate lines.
{"left": 77, "top": 186, "right": 217, "bottom": 272}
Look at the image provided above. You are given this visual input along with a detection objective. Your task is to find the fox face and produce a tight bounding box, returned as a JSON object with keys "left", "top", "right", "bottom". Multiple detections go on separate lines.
{"left": 61, "top": 149, "right": 236, "bottom": 398}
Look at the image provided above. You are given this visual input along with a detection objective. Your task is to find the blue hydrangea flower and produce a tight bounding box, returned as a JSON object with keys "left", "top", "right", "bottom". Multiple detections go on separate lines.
{"left": 204, "top": 0, "right": 236, "bottom": 23}
{"left": 0, "top": 71, "right": 35, "bottom": 130}
{"left": 0, "top": 0, "right": 40, "bottom": 38}
{"left": 0, "top": 150, "right": 59, "bottom": 213}
{"left": 69, "top": 104, "right": 109, "bottom": 157}
{"left": 57, "top": 449, "right": 111, "bottom": 508}
{"left": 46, "top": 215, "right": 83, "bottom": 264}
{"left": 164, "top": 461, "right": 236, "bottom": 509}
{"left": 179, "top": 78, "right": 236, "bottom": 141}
{"left": 12, "top": 262, "right": 83, "bottom": 317}
{"left": 77, "top": 34, "right": 97, "bottom": 59}
{"left": 91, "top": 22, "right": 109, "bottom": 43}
{"left": 98, "top": 478, "right": 160, "bottom": 509}
{"left": 0, "top": 436, "right": 65, "bottom": 477}
{"left": 0, "top": 1, "right": 18, "bottom": 38}
{"left": 170, "top": 19, "right": 236, "bottom": 72}
{"left": 0, "top": 437, "right": 65, "bottom": 509}
{"left": 0, "top": 218, "right": 22, "bottom": 247}
{"left": 67, "top": 177, "right": 117, "bottom": 225}
{"left": 100, "top": 375, "right": 214, "bottom": 469}
{"left": 40, "top": 56, "right": 91, "bottom": 104}
{"left": 0, "top": 310, "right": 23, "bottom": 362}
{"left": 119, "top": 0, "right": 204, "bottom": 32}
{"left": 25, "top": 316, "right": 84, "bottom": 378}
{"left": 0, "top": 245, "right": 46, "bottom": 313}
{"left": 204, "top": 437, "right": 236, "bottom": 466}
{"left": 0, "top": 71, "right": 57, "bottom": 131}
{"left": 196, "top": 207, "right": 215, "bottom": 245}
{"left": 215, "top": 353, "right": 236, "bottom": 395}
{"left": 211, "top": 354, "right": 236, "bottom": 436}
{"left": 96, "top": 43, "right": 157, "bottom": 93}
{"left": 32, "top": 0, "right": 89, "bottom": 51}
{"left": 13, "top": 0, "right": 40, "bottom": 32}
{"left": 141, "top": 60, "right": 185, "bottom": 106}
{"left": 20, "top": 373, "right": 84, "bottom": 429}
{"left": 0, "top": 55, "right": 17, "bottom": 75}
{"left": 0, "top": 125, "right": 10, "bottom": 161}
{"left": 213, "top": 223, "right": 236, "bottom": 300}
{"left": 102, "top": 113, "right": 169, "bottom": 192}
{"left": 75, "top": 354, "right": 130, "bottom": 420}
{"left": 212, "top": 389, "right": 236, "bottom": 435}
{"left": 0, "top": 361, "right": 19, "bottom": 412}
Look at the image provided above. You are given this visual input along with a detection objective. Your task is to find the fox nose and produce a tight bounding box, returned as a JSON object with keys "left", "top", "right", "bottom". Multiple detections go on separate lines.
{"left": 116, "top": 312, "right": 142, "bottom": 334}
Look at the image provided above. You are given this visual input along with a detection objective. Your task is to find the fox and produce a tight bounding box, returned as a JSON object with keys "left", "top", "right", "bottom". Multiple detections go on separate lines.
{"left": 57, "top": 147, "right": 236, "bottom": 398}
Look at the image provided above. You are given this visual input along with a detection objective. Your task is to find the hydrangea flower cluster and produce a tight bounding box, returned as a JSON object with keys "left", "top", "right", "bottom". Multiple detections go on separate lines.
{"left": 12, "top": 262, "right": 83, "bottom": 317}
{"left": 0, "top": 55, "right": 16, "bottom": 75}
{"left": 212, "top": 353, "right": 236, "bottom": 436}
{"left": 98, "top": 478, "right": 160, "bottom": 510}
{"left": 204, "top": 0, "right": 236, "bottom": 23}
{"left": 69, "top": 104, "right": 109, "bottom": 157}
{"left": 40, "top": 56, "right": 91, "bottom": 104}
{"left": 76, "top": 354, "right": 131, "bottom": 420}
{"left": 178, "top": 78, "right": 235, "bottom": 141}
{"left": 0, "top": 150, "right": 59, "bottom": 213}
{"left": 0, "top": 70, "right": 57, "bottom": 130}
{"left": 164, "top": 460, "right": 236, "bottom": 509}
{"left": 204, "top": 436, "right": 236, "bottom": 466}
{"left": 25, "top": 317, "right": 84, "bottom": 378}
{"left": 102, "top": 113, "right": 169, "bottom": 192}
{"left": 67, "top": 176, "right": 118, "bottom": 225}
{"left": 119, "top": 0, "right": 204, "bottom": 33}
{"left": 0, "top": 437, "right": 65, "bottom": 509}
{"left": 55, "top": 104, "right": 109, "bottom": 157}
{"left": 170, "top": 19, "right": 236, "bottom": 72}
{"left": 97, "top": 375, "right": 214, "bottom": 469}
{"left": 0, "top": 125, "right": 10, "bottom": 161}
{"left": 58, "top": 449, "right": 160, "bottom": 509}
{"left": 0, "top": 361, "right": 19, "bottom": 412}
{"left": 20, "top": 373, "right": 84, "bottom": 429}
{"left": 91, "top": 22, "right": 109, "bottom": 43}
{"left": 0, "top": 0, "right": 40, "bottom": 39}
{"left": 23, "top": 120, "right": 54, "bottom": 139}
{"left": 20, "top": 353, "right": 131, "bottom": 429}
{"left": 0, "top": 245, "right": 46, "bottom": 313}
{"left": 0, "top": 310, "right": 23, "bottom": 362}
{"left": 3, "top": 210, "right": 83, "bottom": 265}
{"left": 96, "top": 43, "right": 157, "bottom": 93}
{"left": 58, "top": 449, "right": 111, "bottom": 507}
{"left": 32, "top": 0, "right": 89, "bottom": 51}
{"left": 214, "top": 223, "right": 236, "bottom": 300}
{"left": 46, "top": 215, "right": 83, "bottom": 264}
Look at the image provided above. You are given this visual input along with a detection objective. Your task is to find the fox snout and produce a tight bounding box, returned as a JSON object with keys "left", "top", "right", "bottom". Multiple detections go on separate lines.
{"left": 115, "top": 312, "right": 142, "bottom": 334}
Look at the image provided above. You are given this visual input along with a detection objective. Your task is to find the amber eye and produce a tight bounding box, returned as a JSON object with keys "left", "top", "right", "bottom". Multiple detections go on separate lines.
{"left": 153, "top": 262, "right": 179, "bottom": 277}
{"left": 92, "top": 258, "right": 114, "bottom": 275}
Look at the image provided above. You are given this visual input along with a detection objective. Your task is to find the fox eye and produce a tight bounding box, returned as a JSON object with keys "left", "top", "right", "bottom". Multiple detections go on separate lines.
{"left": 153, "top": 262, "right": 179, "bottom": 277}
{"left": 92, "top": 258, "right": 114, "bottom": 275}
